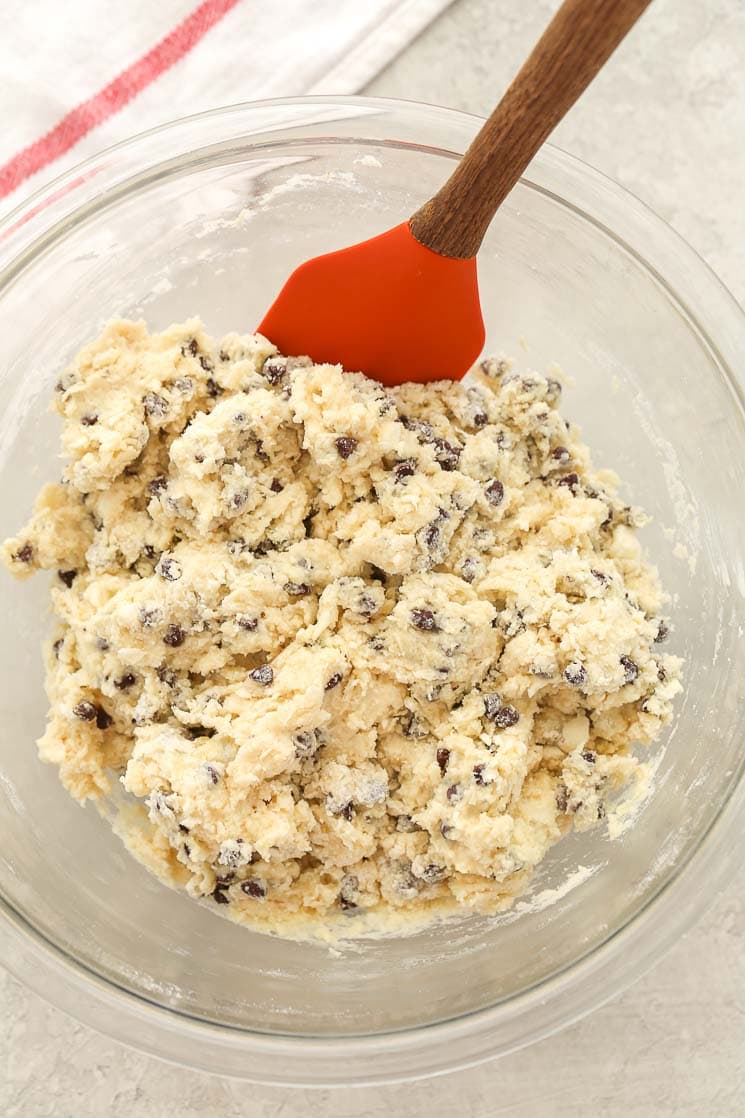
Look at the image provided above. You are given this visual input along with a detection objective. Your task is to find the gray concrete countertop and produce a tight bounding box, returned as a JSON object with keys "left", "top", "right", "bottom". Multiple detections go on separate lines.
{"left": 2, "top": 1, "right": 744, "bottom": 1114}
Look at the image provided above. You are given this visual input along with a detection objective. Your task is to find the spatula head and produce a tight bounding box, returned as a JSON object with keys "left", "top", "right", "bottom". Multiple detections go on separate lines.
{"left": 258, "top": 222, "right": 484, "bottom": 387}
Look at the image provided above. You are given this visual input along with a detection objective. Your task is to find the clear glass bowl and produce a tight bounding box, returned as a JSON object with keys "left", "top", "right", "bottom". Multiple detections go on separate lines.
{"left": 1, "top": 97, "right": 744, "bottom": 1088}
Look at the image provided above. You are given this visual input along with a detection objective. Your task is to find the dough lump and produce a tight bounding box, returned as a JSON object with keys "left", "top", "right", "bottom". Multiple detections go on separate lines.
{"left": 2, "top": 319, "right": 681, "bottom": 935}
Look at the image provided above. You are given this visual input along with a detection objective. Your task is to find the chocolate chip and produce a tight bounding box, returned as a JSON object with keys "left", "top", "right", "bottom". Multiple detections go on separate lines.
{"left": 249, "top": 665, "right": 274, "bottom": 686}
{"left": 229, "top": 489, "right": 250, "bottom": 512}
{"left": 546, "top": 377, "right": 562, "bottom": 402}
{"left": 199, "top": 355, "right": 213, "bottom": 372}
{"left": 237, "top": 615, "right": 258, "bottom": 631}
{"left": 57, "top": 569, "right": 77, "bottom": 588}
{"left": 473, "top": 763, "right": 487, "bottom": 785}
{"left": 335, "top": 436, "right": 358, "bottom": 459}
{"left": 143, "top": 393, "right": 168, "bottom": 419}
{"left": 96, "top": 637, "right": 110, "bottom": 651}
{"left": 436, "top": 747, "right": 450, "bottom": 775}
{"left": 556, "top": 785, "right": 569, "bottom": 812}
{"left": 401, "top": 712, "right": 425, "bottom": 738}
{"left": 473, "top": 412, "right": 488, "bottom": 428}
{"left": 654, "top": 620, "right": 670, "bottom": 644}
{"left": 349, "top": 594, "right": 373, "bottom": 620}
{"left": 657, "top": 665, "right": 667, "bottom": 683}
{"left": 338, "top": 874, "right": 359, "bottom": 910}
{"left": 284, "top": 582, "right": 311, "bottom": 597}
{"left": 326, "top": 797, "right": 354, "bottom": 820}
{"left": 212, "top": 887, "right": 230, "bottom": 904}
{"left": 487, "top": 704, "right": 520, "bottom": 728}
{"left": 325, "top": 672, "right": 343, "bottom": 691}
{"left": 156, "top": 664, "right": 177, "bottom": 686}
{"left": 581, "top": 749, "right": 597, "bottom": 764}
{"left": 81, "top": 414, "right": 98, "bottom": 427}
{"left": 590, "top": 568, "right": 609, "bottom": 585}
{"left": 163, "top": 624, "right": 186, "bottom": 648}
{"left": 440, "top": 822, "right": 454, "bottom": 839}
{"left": 240, "top": 879, "right": 266, "bottom": 899}
{"left": 96, "top": 706, "right": 113, "bottom": 729}
{"left": 461, "top": 557, "right": 479, "bottom": 583}
{"left": 73, "top": 700, "right": 98, "bottom": 722}
{"left": 410, "top": 608, "right": 437, "bottom": 632}
{"left": 183, "top": 338, "right": 199, "bottom": 357}
{"left": 219, "top": 350, "right": 230, "bottom": 362}
{"left": 551, "top": 446, "right": 570, "bottom": 463}
{"left": 204, "top": 763, "right": 221, "bottom": 785}
{"left": 422, "top": 522, "right": 440, "bottom": 550}
{"left": 482, "top": 693, "right": 501, "bottom": 721}
{"left": 485, "top": 479, "right": 504, "bottom": 507}
{"left": 293, "top": 730, "right": 320, "bottom": 759}
{"left": 393, "top": 458, "right": 416, "bottom": 482}
{"left": 620, "top": 655, "right": 639, "bottom": 684}
{"left": 564, "top": 662, "right": 587, "bottom": 688}
{"left": 52, "top": 638, "right": 63, "bottom": 659}
{"left": 73, "top": 700, "right": 111, "bottom": 729}
{"left": 15, "top": 544, "right": 33, "bottom": 564}
{"left": 433, "top": 438, "right": 461, "bottom": 471}
{"left": 261, "top": 357, "right": 287, "bottom": 384}
{"left": 446, "top": 783, "right": 462, "bottom": 803}
{"left": 156, "top": 555, "right": 181, "bottom": 581}
{"left": 143, "top": 545, "right": 157, "bottom": 560}
{"left": 270, "top": 478, "right": 283, "bottom": 493}
{"left": 558, "top": 472, "right": 580, "bottom": 492}
{"left": 114, "top": 673, "right": 136, "bottom": 690}
{"left": 206, "top": 378, "right": 223, "bottom": 398}
{"left": 148, "top": 476, "right": 167, "bottom": 496}
{"left": 338, "top": 873, "right": 359, "bottom": 904}
{"left": 419, "top": 864, "right": 447, "bottom": 885}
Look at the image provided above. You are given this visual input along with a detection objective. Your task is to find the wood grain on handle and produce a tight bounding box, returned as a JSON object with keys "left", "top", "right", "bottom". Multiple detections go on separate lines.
{"left": 410, "top": 0, "right": 653, "bottom": 259}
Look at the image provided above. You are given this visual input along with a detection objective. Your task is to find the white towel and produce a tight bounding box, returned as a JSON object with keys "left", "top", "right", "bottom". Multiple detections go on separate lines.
{"left": 0, "top": 0, "right": 453, "bottom": 217}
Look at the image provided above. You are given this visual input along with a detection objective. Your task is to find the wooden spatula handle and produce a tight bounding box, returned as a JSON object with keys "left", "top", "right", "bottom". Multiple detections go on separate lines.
{"left": 410, "top": 0, "right": 653, "bottom": 259}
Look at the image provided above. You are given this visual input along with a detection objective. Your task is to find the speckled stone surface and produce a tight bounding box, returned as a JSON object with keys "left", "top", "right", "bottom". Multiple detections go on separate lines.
{"left": 3, "top": 1, "right": 745, "bottom": 1114}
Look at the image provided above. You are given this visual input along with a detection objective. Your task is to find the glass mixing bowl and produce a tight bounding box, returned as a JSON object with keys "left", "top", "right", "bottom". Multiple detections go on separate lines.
{"left": 1, "top": 97, "right": 744, "bottom": 1087}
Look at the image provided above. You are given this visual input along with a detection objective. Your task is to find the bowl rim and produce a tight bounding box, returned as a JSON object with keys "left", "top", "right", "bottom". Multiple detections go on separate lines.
{"left": 1, "top": 93, "right": 745, "bottom": 1087}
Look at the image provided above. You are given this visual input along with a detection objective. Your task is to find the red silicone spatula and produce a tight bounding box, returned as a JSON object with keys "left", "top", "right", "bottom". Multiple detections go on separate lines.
{"left": 259, "top": 0, "right": 652, "bottom": 387}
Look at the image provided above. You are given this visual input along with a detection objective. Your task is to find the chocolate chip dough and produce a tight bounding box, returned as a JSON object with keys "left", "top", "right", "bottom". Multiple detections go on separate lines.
{"left": 2, "top": 319, "right": 681, "bottom": 936}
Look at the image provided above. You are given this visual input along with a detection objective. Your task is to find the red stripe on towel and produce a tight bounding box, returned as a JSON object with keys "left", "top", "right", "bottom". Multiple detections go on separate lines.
{"left": 0, "top": 0, "right": 241, "bottom": 200}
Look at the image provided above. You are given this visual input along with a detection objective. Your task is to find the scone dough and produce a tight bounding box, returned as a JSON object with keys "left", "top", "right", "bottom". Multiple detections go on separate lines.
{"left": 2, "top": 319, "right": 681, "bottom": 935}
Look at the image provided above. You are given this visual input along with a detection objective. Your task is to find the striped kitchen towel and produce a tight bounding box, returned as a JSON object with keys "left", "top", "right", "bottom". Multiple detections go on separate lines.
{"left": 0, "top": 0, "right": 453, "bottom": 216}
